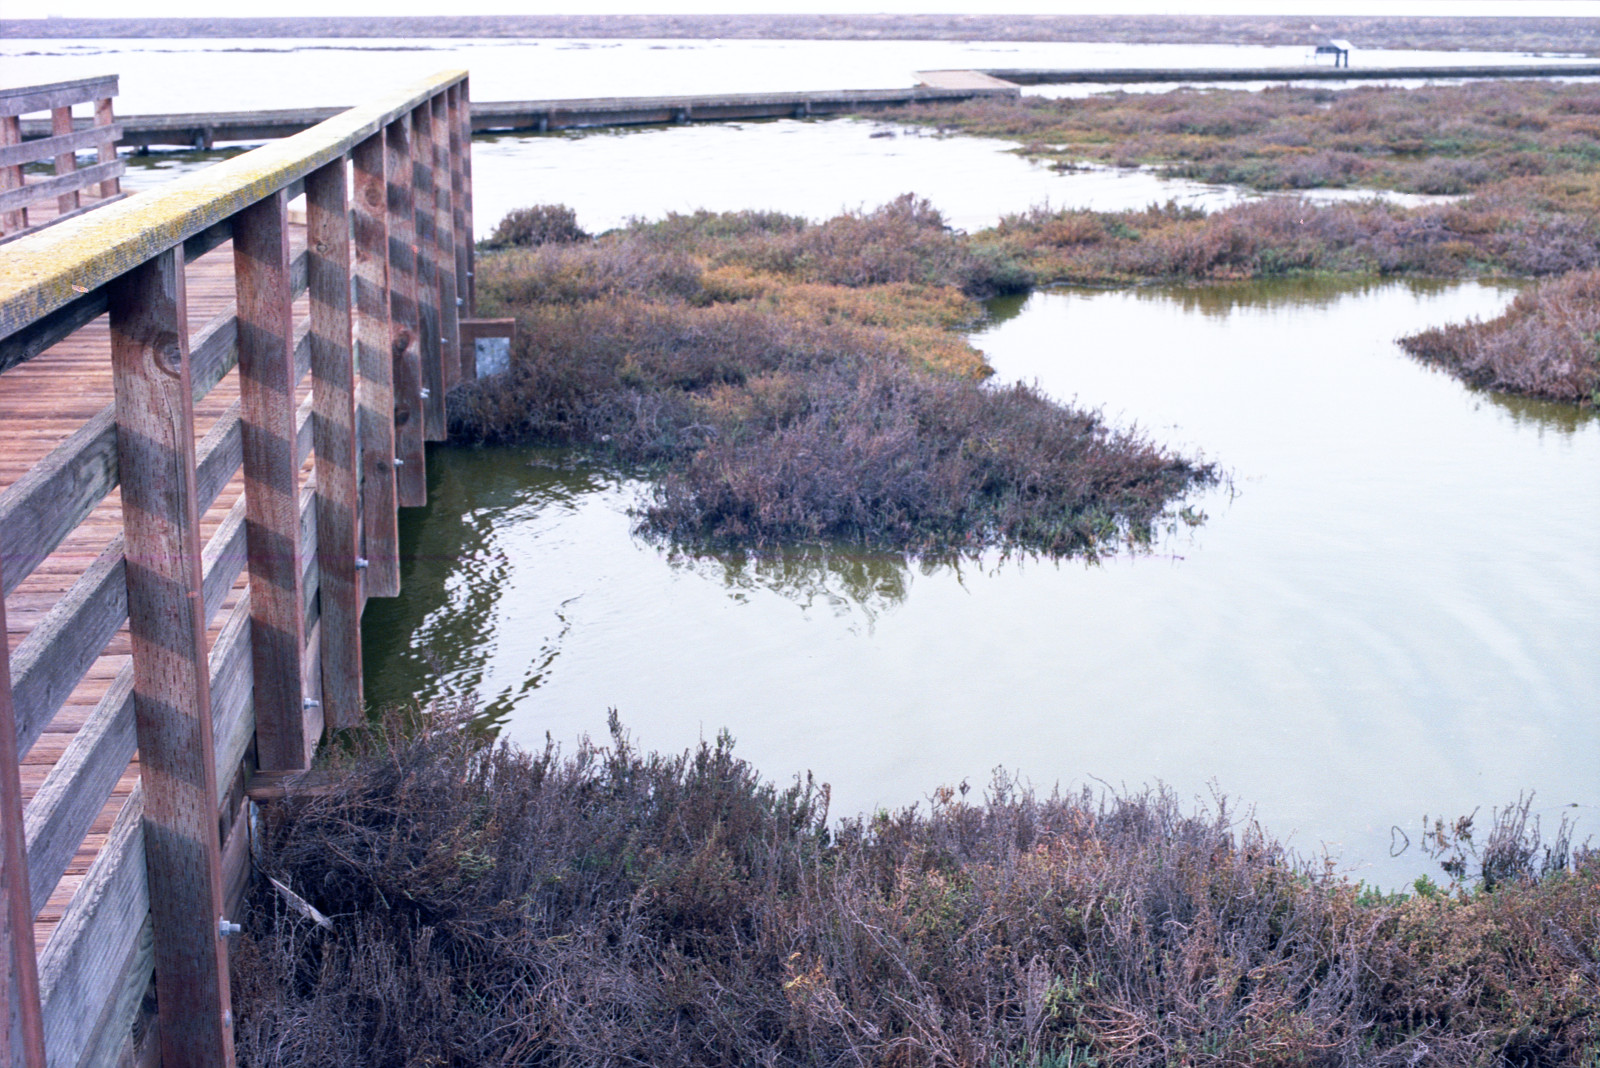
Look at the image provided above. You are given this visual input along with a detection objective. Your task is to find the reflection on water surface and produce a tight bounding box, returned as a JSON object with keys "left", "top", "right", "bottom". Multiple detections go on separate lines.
{"left": 364, "top": 277, "right": 1598, "bottom": 890}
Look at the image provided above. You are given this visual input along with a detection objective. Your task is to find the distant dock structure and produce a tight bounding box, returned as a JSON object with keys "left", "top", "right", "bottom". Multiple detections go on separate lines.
{"left": 1314, "top": 39, "right": 1355, "bottom": 68}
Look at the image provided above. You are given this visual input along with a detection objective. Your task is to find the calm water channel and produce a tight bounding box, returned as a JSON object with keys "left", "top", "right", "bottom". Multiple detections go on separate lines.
{"left": 361, "top": 278, "right": 1600, "bottom": 890}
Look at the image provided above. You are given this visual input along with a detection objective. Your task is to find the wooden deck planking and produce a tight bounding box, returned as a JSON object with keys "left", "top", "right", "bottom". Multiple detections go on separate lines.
{"left": 3, "top": 200, "right": 313, "bottom": 954}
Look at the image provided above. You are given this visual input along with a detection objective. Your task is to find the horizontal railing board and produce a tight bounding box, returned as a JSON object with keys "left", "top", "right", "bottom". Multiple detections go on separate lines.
{"left": 8, "top": 536, "right": 127, "bottom": 765}
{"left": 36, "top": 781, "right": 147, "bottom": 1068}
{"left": 0, "top": 75, "right": 118, "bottom": 119}
{"left": 0, "top": 124, "right": 121, "bottom": 169}
{"left": 24, "top": 662, "right": 134, "bottom": 920}
{"left": 210, "top": 594, "right": 256, "bottom": 796}
{"left": 68, "top": 914, "right": 152, "bottom": 1068}
{"left": 0, "top": 405, "right": 118, "bottom": 600}
{"left": 1, "top": 252, "right": 312, "bottom": 609}
{"left": 0, "top": 159, "right": 125, "bottom": 214}
{"left": 25, "top": 488, "right": 252, "bottom": 921}
{"left": 0, "top": 68, "right": 465, "bottom": 339}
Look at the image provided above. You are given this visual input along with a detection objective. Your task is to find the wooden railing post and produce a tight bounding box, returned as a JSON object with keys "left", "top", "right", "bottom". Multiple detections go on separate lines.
{"left": 353, "top": 132, "right": 401, "bottom": 600}
{"left": 94, "top": 97, "right": 120, "bottom": 198}
{"left": 0, "top": 116, "right": 26, "bottom": 235}
{"left": 431, "top": 92, "right": 460, "bottom": 400}
{"left": 446, "top": 85, "right": 474, "bottom": 383}
{"left": 1, "top": 572, "right": 47, "bottom": 1068}
{"left": 411, "top": 102, "right": 446, "bottom": 443}
{"left": 108, "top": 248, "right": 235, "bottom": 1068}
{"left": 49, "top": 106, "right": 80, "bottom": 216}
{"left": 234, "top": 189, "right": 313, "bottom": 771}
{"left": 460, "top": 78, "right": 475, "bottom": 316}
{"left": 386, "top": 113, "right": 427, "bottom": 506}
{"left": 307, "top": 158, "right": 364, "bottom": 729}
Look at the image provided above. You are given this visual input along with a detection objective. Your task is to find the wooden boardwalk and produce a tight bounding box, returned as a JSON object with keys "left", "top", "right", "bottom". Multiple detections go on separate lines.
{"left": 3, "top": 192, "right": 309, "bottom": 953}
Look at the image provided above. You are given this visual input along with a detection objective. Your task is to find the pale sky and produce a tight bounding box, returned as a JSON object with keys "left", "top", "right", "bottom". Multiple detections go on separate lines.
{"left": 12, "top": 0, "right": 1600, "bottom": 22}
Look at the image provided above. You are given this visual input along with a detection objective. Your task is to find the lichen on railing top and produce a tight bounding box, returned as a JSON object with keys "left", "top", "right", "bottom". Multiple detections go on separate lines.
{"left": 0, "top": 69, "right": 467, "bottom": 342}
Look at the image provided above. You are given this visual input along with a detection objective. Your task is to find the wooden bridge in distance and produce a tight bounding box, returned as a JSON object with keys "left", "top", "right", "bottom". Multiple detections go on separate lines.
{"left": 1, "top": 69, "right": 480, "bottom": 1067}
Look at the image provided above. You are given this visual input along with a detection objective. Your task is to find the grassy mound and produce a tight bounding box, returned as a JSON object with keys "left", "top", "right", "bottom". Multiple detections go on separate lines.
{"left": 233, "top": 713, "right": 1599, "bottom": 1067}
{"left": 453, "top": 198, "right": 1215, "bottom": 557}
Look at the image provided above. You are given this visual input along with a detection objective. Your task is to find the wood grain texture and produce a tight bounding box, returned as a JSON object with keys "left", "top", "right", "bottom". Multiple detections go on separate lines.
{"left": 2, "top": 585, "right": 48, "bottom": 1068}
{"left": 350, "top": 132, "right": 400, "bottom": 600}
{"left": 386, "top": 113, "right": 426, "bottom": 507}
{"left": 411, "top": 103, "right": 446, "bottom": 443}
{"left": 430, "top": 93, "right": 460, "bottom": 398}
{"left": 447, "top": 85, "right": 472, "bottom": 382}
{"left": 306, "top": 160, "right": 364, "bottom": 730}
{"left": 459, "top": 78, "right": 476, "bottom": 315}
{"left": 50, "top": 107, "right": 80, "bottom": 216}
{"left": 0, "top": 77, "right": 118, "bottom": 120}
{"left": 233, "top": 190, "right": 310, "bottom": 772}
{"left": 93, "top": 98, "right": 120, "bottom": 199}
{"left": 107, "top": 248, "right": 234, "bottom": 1068}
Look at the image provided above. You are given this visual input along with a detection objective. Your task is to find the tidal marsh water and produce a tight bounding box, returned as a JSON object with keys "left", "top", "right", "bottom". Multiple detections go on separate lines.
{"left": 362, "top": 277, "right": 1600, "bottom": 890}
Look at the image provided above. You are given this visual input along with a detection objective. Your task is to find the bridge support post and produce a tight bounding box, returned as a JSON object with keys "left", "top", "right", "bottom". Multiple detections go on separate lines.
{"left": 386, "top": 113, "right": 427, "bottom": 507}
{"left": 234, "top": 189, "right": 314, "bottom": 771}
{"left": 447, "top": 84, "right": 473, "bottom": 382}
{"left": 109, "top": 248, "right": 235, "bottom": 1068}
{"left": 353, "top": 132, "right": 401, "bottom": 601}
{"left": 460, "top": 78, "right": 476, "bottom": 317}
{"left": 411, "top": 103, "right": 446, "bottom": 444}
{"left": 431, "top": 92, "right": 460, "bottom": 402}
{"left": 307, "top": 159, "right": 365, "bottom": 730}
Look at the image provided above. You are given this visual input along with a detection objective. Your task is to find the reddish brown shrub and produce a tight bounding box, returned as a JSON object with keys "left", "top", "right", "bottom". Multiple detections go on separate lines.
{"left": 232, "top": 713, "right": 1600, "bottom": 1068}
{"left": 1401, "top": 269, "right": 1600, "bottom": 404}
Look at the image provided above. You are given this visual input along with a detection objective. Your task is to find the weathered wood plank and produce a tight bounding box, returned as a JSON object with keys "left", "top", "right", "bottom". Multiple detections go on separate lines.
{"left": 459, "top": 77, "right": 476, "bottom": 315}
{"left": 0, "top": 161, "right": 123, "bottom": 216}
{"left": 23, "top": 663, "right": 133, "bottom": 921}
{"left": 0, "top": 70, "right": 466, "bottom": 342}
{"left": 92, "top": 98, "right": 120, "bottom": 199}
{"left": 8, "top": 537, "right": 124, "bottom": 761}
{"left": 35, "top": 784, "right": 146, "bottom": 1068}
{"left": 234, "top": 190, "right": 310, "bottom": 773}
{"left": 0, "top": 406, "right": 117, "bottom": 600}
{"left": 0, "top": 115, "right": 26, "bottom": 235}
{"left": 0, "top": 124, "right": 121, "bottom": 171}
{"left": 208, "top": 596, "right": 255, "bottom": 805}
{"left": 351, "top": 131, "right": 400, "bottom": 598}
{"left": 305, "top": 159, "right": 364, "bottom": 729}
{"left": 430, "top": 92, "right": 460, "bottom": 399}
{"left": 0, "top": 77, "right": 119, "bottom": 120}
{"left": 66, "top": 912, "right": 150, "bottom": 1068}
{"left": 107, "top": 247, "right": 235, "bottom": 1067}
{"left": 411, "top": 102, "right": 446, "bottom": 443}
{"left": 1, "top": 583, "right": 48, "bottom": 1068}
{"left": 387, "top": 112, "right": 427, "bottom": 505}
{"left": 50, "top": 107, "right": 80, "bottom": 216}
{"left": 447, "top": 84, "right": 472, "bottom": 381}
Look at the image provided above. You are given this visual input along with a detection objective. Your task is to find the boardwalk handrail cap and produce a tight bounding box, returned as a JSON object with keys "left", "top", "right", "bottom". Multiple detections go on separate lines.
{"left": 0, "top": 68, "right": 467, "bottom": 342}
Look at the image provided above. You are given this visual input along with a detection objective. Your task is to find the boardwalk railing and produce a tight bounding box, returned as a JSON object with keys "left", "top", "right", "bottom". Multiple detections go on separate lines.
{"left": 0, "top": 68, "right": 474, "bottom": 1068}
{"left": 0, "top": 76, "right": 124, "bottom": 241}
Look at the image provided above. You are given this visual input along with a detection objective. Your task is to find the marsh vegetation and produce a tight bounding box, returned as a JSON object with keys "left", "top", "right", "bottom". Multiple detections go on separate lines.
{"left": 233, "top": 715, "right": 1599, "bottom": 1068}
